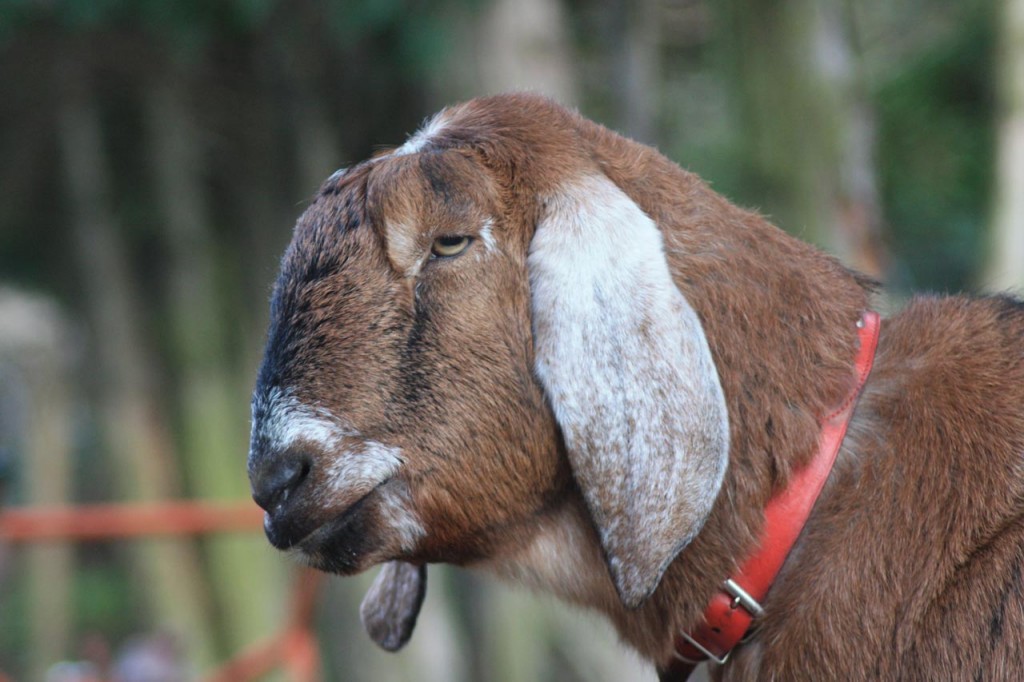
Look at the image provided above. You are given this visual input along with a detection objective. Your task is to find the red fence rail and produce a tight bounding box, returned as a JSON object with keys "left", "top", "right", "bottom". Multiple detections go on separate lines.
{"left": 0, "top": 501, "right": 265, "bottom": 541}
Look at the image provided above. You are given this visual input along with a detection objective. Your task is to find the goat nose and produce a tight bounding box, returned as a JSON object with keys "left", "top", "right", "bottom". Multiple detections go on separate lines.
{"left": 251, "top": 455, "right": 311, "bottom": 512}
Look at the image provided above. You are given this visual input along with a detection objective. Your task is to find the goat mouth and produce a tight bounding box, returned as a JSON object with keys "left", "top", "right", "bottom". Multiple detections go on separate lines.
{"left": 291, "top": 488, "right": 383, "bottom": 575}
{"left": 262, "top": 486, "right": 366, "bottom": 550}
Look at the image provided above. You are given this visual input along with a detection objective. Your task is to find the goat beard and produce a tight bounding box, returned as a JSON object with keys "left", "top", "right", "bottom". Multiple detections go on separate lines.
{"left": 359, "top": 561, "right": 427, "bottom": 651}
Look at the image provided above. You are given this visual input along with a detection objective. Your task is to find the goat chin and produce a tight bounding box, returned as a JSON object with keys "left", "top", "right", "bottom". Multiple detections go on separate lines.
{"left": 250, "top": 93, "right": 1024, "bottom": 678}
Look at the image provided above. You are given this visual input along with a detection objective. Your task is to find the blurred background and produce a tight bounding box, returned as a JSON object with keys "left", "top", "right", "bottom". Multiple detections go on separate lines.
{"left": 0, "top": 0, "right": 1021, "bottom": 680}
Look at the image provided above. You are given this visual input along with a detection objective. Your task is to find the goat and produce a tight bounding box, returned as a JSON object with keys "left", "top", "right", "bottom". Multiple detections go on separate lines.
{"left": 248, "top": 93, "right": 1024, "bottom": 679}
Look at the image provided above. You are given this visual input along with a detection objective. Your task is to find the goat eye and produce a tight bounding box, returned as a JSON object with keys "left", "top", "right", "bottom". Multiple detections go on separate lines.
{"left": 430, "top": 235, "right": 472, "bottom": 258}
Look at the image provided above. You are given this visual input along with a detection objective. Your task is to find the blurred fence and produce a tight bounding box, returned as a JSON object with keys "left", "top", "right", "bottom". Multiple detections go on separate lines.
{"left": 0, "top": 499, "right": 320, "bottom": 682}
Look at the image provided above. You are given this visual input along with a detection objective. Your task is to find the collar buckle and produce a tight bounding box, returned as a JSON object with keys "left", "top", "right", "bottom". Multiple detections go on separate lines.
{"left": 723, "top": 578, "right": 764, "bottom": 618}
{"left": 673, "top": 579, "right": 764, "bottom": 666}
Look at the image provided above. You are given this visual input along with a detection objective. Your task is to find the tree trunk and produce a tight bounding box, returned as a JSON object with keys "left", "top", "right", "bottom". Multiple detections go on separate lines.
{"left": 0, "top": 291, "right": 74, "bottom": 680}
{"left": 144, "top": 77, "right": 289, "bottom": 657}
{"left": 55, "top": 53, "right": 218, "bottom": 667}
{"left": 234, "top": 42, "right": 299, "bottom": 369}
{"left": 726, "top": 0, "right": 887, "bottom": 278}
{"left": 440, "top": 0, "right": 578, "bottom": 106}
{"left": 987, "top": 0, "right": 1024, "bottom": 291}
{"left": 609, "top": 0, "right": 661, "bottom": 144}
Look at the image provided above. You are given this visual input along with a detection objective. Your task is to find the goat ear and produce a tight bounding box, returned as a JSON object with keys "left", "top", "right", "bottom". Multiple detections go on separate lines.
{"left": 360, "top": 561, "right": 427, "bottom": 651}
{"left": 529, "top": 174, "right": 730, "bottom": 608}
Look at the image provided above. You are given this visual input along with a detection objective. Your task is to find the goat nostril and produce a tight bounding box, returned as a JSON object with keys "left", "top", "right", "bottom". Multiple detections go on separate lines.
{"left": 252, "top": 455, "right": 312, "bottom": 512}
{"left": 290, "top": 459, "right": 312, "bottom": 500}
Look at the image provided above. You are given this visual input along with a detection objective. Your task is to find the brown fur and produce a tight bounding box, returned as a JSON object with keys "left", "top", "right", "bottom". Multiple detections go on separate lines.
{"left": 250, "top": 94, "right": 1024, "bottom": 679}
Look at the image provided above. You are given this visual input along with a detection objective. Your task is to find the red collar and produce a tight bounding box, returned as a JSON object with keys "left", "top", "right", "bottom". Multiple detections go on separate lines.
{"left": 666, "top": 311, "right": 881, "bottom": 678}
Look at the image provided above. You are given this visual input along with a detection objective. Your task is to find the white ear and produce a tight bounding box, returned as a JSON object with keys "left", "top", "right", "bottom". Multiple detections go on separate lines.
{"left": 529, "top": 174, "right": 730, "bottom": 608}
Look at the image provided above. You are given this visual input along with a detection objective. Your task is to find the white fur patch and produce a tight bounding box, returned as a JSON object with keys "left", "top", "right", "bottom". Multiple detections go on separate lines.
{"left": 322, "top": 439, "right": 403, "bottom": 497}
{"left": 252, "top": 387, "right": 349, "bottom": 453}
{"left": 528, "top": 174, "right": 730, "bottom": 606}
{"left": 251, "top": 388, "right": 403, "bottom": 500}
{"left": 392, "top": 111, "right": 450, "bottom": 157}
{"left": 478, "top": 218, "right": 497, "bottom": 253}
{"left": 376, "top": 483, "right": 427, "bottom": 553}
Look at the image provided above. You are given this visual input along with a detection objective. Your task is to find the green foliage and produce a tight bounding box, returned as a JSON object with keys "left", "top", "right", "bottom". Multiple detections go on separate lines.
{"left": 875, "top": 7, "right": 995, "bottom": 292}
{"left": 74, "top": 550, "right": 144, "bottom": 640}
{"left": 0, "top": 0, "right": 273, "bottom": 46}
{"left": 325, "top": 0, "right": 482, "bottom": 77}
{"left": 0, "top": 566, "right": 29, "bottom": 674}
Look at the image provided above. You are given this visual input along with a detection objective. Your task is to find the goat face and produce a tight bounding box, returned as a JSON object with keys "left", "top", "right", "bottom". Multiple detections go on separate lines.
{"left": 249, "top": 95, "right": 730, "bottom": 610}
{"left": 249, "top": 146, "right": 568, "bottom": 577}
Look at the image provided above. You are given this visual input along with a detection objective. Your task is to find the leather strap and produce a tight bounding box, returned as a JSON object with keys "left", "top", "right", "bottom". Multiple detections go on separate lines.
{"left": 662, "top": 310, "right": 881, "bottom": 680}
